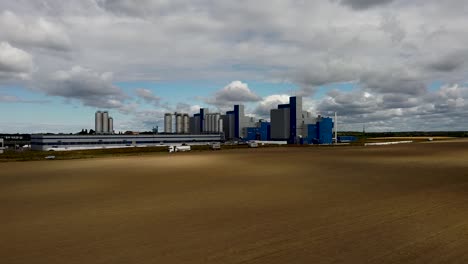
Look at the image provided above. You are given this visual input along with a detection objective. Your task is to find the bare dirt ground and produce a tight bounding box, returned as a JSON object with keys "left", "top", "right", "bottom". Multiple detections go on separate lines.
{"left": 2, "top": 140, "right": 468, "bottom": 264}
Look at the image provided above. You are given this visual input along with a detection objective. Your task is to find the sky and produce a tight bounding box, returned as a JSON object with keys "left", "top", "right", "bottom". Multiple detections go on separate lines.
{"left": 0, "top": 0, "right": 467, "bottom": 133}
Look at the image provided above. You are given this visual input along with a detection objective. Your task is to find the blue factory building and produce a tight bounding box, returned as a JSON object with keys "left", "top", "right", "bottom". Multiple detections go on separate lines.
{"left": 244, "top": 121, "right": 271, "bottom": 141}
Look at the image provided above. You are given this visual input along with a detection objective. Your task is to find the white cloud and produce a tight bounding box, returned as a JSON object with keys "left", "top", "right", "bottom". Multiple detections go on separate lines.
{"left": 135, "top": 88, "right": 161, "bottom": 105}
{"left": 0, "top": 10, "right": 71, "bottom": 51}
{"left": 0, "top": 41, "right": 33, "bottom": 80}
{"left": 205, "top": 81, "right": 261, "bottom": 107}
{"left": 254, "top": 94, "right": 290, "bottom": 119}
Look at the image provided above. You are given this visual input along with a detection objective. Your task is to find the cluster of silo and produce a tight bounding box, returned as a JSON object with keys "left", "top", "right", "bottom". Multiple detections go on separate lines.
{"left": 164, "top": 113, "right": 190, "bottom": 134}
{"left": 95, "top": 111, "right": 114, "bottom": 134}
{"left": 204, "top": 113, "right": 223, "bottom": 133}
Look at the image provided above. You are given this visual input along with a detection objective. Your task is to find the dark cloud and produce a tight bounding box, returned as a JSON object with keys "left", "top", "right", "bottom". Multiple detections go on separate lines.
{"left": 337, "top": 0, "right": 395, "bottom": 10}
{"left": 426, "top": 52, "right": 466, "bottom": 72}
{"left": 38, "top": 66, "right": 128, "bottom": 109}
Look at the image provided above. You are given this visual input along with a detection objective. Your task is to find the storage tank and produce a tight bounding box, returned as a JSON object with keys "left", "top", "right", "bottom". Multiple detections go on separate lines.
{"left": 219, "top": 118, "right": 223, "bottom": 133}
{"left": 176, "top": 114, "right": 183, "bottom": 134}
{"left": 207, "top": 114, "right": 211, "bottom": 133}
{"left": 102, "top": 111, "right": 109, "bottom": 134}
{"left": 183, "top": 114, "right": 190, "bottom": 134}
{"left": 214, "top": 114, "right": 220, "bottom": 133}
{"left": 164, "top": 113, "right": 172, "bottom": 133}
{"left": 108, "top": 117, "right": 113, "bottom": 134}
{"left": 95, "top": 111, "right": 102, "bottom": 134}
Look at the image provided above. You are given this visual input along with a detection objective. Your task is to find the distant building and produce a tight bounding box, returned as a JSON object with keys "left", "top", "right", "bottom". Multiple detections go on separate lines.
{"left": 95, "top": 111, "right": 114, "bottom": 134}
{"left": 31, "top": 134, "right": 222, "bottom": 151}
{"left": 270, "top": 96, "right": 334, "bottom": 144}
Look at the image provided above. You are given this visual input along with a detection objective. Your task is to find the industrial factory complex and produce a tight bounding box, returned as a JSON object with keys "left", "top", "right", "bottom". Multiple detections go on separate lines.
{"left": 30, "top": 96, "right": 337, "bottom": 151}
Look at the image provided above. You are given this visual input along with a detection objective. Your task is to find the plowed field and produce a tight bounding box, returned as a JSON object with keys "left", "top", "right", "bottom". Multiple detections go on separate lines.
{"left": 2, "top": 140, "right": 468, "bottom": 263}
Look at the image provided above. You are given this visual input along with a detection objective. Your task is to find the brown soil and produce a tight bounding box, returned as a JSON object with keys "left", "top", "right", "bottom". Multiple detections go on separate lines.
{"left": 2, "top": 140, "right": 468, "bottom": 264}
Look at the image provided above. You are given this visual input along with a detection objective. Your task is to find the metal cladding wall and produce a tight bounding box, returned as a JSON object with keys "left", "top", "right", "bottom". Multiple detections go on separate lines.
{"left": 95, "top": 111, "right": 102, "bottom": 134}
{"left": 200, "top": 108, "right": 208, "bottom": 133}
{"left": 164, "top": 113, "right": 172, "bottom": 133}
{"left": 102, "top": 111, "right": 109, "bottom": 134}
{"left": 338, "top": 136, "right": 357, "bottom": 143}
{"left": 245, "top": 127, "right": 259, "bottom": 141}
{"left": 289, "top": 97, "right": 297, "bottom": 144}
{"left": 270, "top": 108, "right": 290, "bottom": 140}
{"left": 317, "top": 117, "right": 333, "bottom": 144}
{"left": 193, "top": 114, "right": 201, "bottom": 134}
{"left": 307, "top": 124, "right": 318, "bottom": 144}
{"left": 260, "top": 122, "right": 271, "bottom": 141}
{"left": 234, "top": 105, "right": 240, "bottom": 138}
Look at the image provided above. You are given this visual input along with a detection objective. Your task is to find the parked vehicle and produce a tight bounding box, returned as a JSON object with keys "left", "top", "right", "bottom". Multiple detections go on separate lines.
{"left": 210, "top": 142, "right": 221, "bottom": 150}
{"left": 168, "top": 145, "right": 191, "bottom": 153}
{"left": 248, "top": 141, "right": 258, "bottom": 148}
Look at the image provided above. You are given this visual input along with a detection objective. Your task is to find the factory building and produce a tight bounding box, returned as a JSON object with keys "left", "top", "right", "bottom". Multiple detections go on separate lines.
{"left": 243, "top": 121, "right": 271, "bottom": 141}
{"left": 269, "top": 96, "right": 334, "bottom": 144}
{"left": 270, "top": 96, "right": 316, "bottom": 143}
{"left": 221, "top": 105, "right": 256, "bottom": 140}
{"left": 95, "top": 111, "right": 114, "bottom": 134}
{"left": 303, "top": 116, "right": 334, "bottom": 144}
{"left": 187, "top": 108, "right": 224, "bottom": 135}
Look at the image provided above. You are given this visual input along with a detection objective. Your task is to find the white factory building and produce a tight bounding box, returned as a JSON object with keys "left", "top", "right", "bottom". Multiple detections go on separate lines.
{"left": 31, "top": 134, "right": 222, "bottom": 151}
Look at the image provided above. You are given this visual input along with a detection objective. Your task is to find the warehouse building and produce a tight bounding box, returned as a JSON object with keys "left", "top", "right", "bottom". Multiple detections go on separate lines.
{"left": 31, "top": 134, "right": 222, "bottom": 151}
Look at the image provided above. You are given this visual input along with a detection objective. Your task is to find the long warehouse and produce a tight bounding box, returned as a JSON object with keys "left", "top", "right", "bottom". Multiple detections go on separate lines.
{"left": 31, "top": 134, "right": 222, "bottom": 151}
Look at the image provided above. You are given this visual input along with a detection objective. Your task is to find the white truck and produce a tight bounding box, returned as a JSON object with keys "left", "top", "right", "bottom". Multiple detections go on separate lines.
{"left": 247, "top": 141, "right": 259, "bottom": 148}
{"left": 168, "top": 145, "right": 191, "bottom": 153}
{"left": 210, "top": 142, "right": 221, "bottom": 150}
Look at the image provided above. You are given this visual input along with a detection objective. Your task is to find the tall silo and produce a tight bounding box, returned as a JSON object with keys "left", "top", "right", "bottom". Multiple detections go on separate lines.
{"left": 219, "top": 118, "right": 223, "bottom": 133}
{"left": 164, "top": 113, "right": 172, "bottom": 133}
{"left": 176, "top": 113, "right": 183, "bottom": 134}
{"left": 102, "top": 111, "right": 109, "bottom": 134}
{"left": 214, "top": 114, "right": 220, "bottom": 133}
{"left": 108, "top": 117, "right": 114, "bottom": 134}
{"left": 95, "top": 111, "right": 103, "bottom": 134}
{"left": 183, "top": 114, "right": 190, "bottom": 134}
{"left": 206, "top": 114, "right": 211, "bottom": 133}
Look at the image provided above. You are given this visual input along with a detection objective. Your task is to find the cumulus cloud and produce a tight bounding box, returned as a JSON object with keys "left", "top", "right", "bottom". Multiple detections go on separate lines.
{"left": 0, "top": 41, "right": 33, "bottom": 80}
{"left": 38, "top": 66, "right": 128, "bottom": 109}
{"left": 254, "top": 94, "right": 290, "bottom": 119}
{"left": 2, "top": 0, "right": 468, "bottom": 132}
{"left": 135, "top": 88, "right": 160, "bottom": 105}
{"left": 205, "top": 81, "right": 261, "bottom": 107}
{"left": 0, "top": 10, "right": 71, "bottom": 51}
